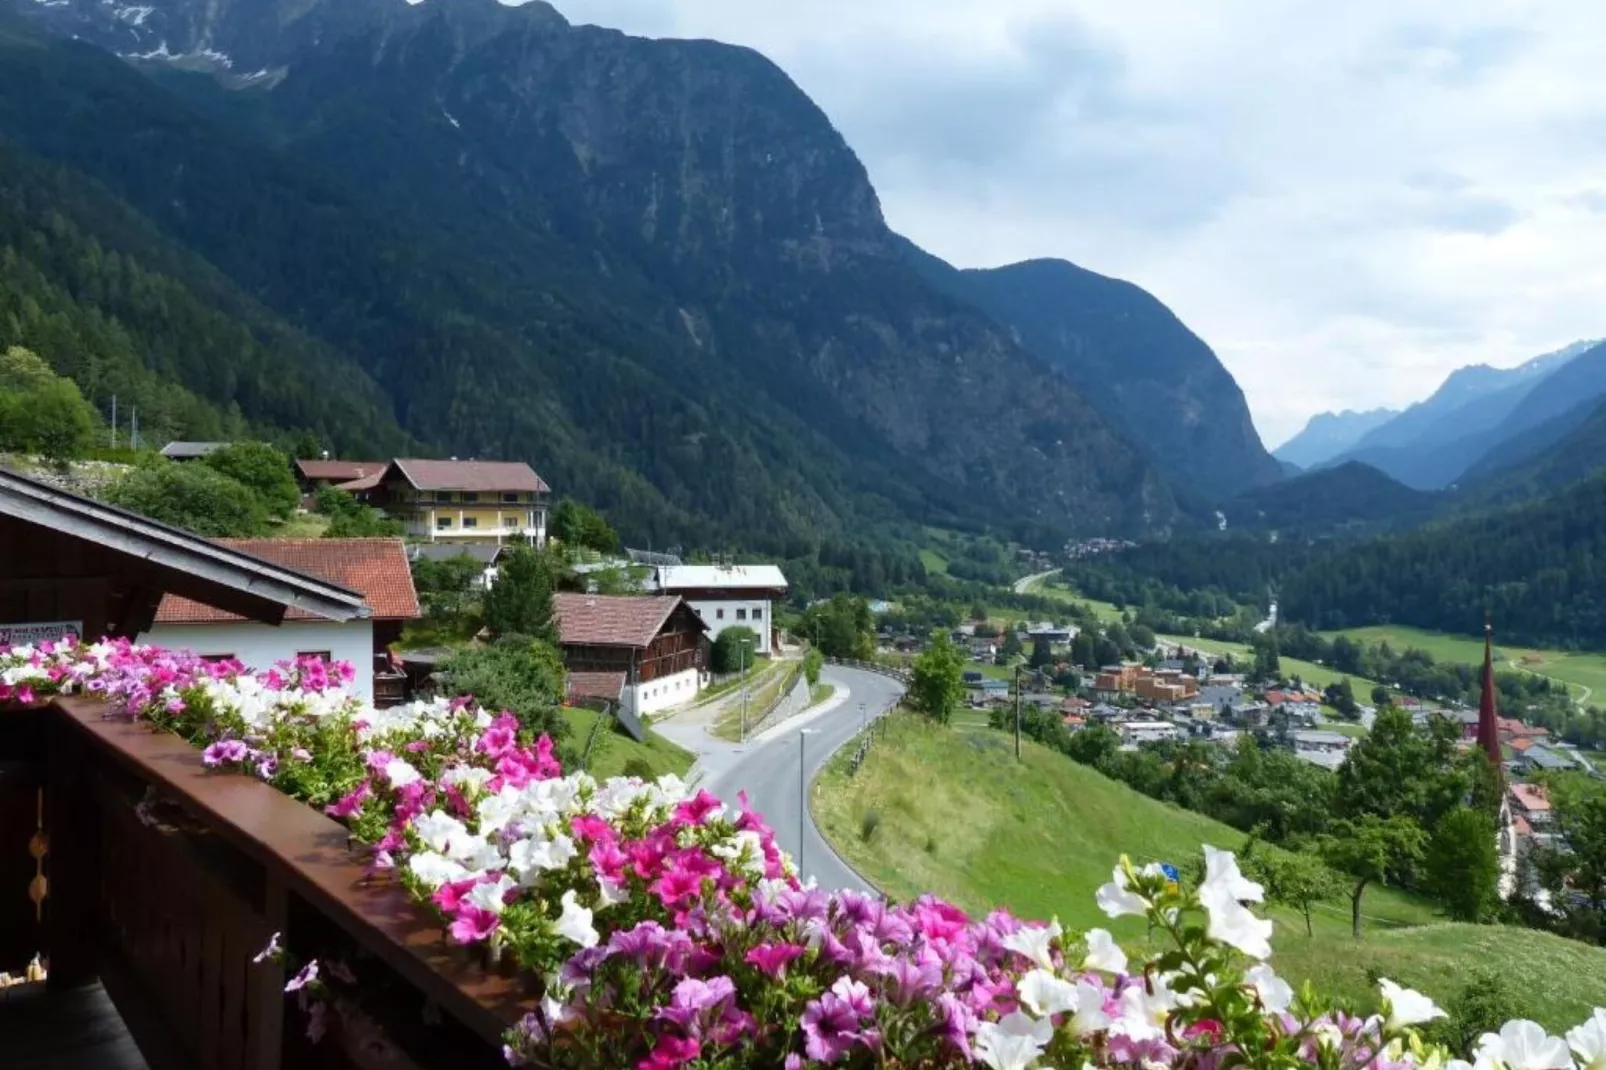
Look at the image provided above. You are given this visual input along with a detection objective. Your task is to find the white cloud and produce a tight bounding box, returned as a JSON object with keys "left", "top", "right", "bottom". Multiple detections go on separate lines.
{"left": 548, "top": 0, "right": 1606, "bottom": 447}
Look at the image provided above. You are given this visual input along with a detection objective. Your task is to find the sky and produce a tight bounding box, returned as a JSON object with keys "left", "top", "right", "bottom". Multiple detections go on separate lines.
{"left": 545, "top": 1, "right": 1606, "bottom": 448}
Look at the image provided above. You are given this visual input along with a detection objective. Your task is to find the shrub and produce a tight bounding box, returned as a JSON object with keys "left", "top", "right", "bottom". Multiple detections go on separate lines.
{"left": 859, "top": 808, "right": 881, "bottom": 842}
{"left": 203, "top": 442, "right": 301, "bottom": 519}
{"left": 803, "top": 647, "right": 824, "bottom": 686}
{"left": 103, "top": 462, "right": 269, "bottom": 536}
{"left": 621, "top": 758, "right": 655, "bottom": 780}
{"left": 711, "top": 626, "right": 760, "bottom": 674}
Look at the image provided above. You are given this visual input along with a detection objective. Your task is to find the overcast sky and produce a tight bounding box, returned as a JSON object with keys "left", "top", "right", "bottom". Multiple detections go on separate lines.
{"left": 547, "top": 1, "right": 1606, "bottom": 448}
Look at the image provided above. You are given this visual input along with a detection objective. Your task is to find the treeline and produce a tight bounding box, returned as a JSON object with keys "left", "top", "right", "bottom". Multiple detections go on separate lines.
{"left": 1060, "top": 536, "right": 1316, "bottom": 614}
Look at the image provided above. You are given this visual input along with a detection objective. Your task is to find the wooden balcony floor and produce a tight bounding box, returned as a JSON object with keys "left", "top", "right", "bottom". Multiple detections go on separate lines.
{"left": 0, "top": 982, "right": 150, "bottom": 1070}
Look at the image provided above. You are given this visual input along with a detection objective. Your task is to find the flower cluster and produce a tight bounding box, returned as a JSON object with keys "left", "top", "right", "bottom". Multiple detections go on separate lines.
{"left": 6, "top": 638, "right": 1605, "bottom": 1070}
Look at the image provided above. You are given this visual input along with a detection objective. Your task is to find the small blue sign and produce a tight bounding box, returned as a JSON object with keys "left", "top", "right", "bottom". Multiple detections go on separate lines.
{"left": 1160, "top": 863, "right": 1180, "bottom": 882}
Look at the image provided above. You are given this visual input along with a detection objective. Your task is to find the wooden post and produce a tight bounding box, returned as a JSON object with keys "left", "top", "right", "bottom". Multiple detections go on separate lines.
{"left": 44, "top": 719, "right": 96, "bottom": 989}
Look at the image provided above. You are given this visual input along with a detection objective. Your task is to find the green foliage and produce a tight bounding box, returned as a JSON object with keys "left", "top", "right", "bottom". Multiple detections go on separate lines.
{"left": 909, "top": 630, "right": 965, "bottom": 725}
{"left": 621, "top": 758, "right": 655, "bottom": 780}
{"left": 315, "top": 487, "right": 404, "bottom": 537}
{"left": 482, "top": 546, "right": 558, "bottom": 644}
{"left": 1533, "top": 777, "right": 1606, "bottom": 943}
{"left": 1424, "top": 808, "right": 1500, "bottom": 923}
{"left": 0, "top": 345, "right": 95, "bottom": 460}
{"left": 1244, "top": 847, "right": 1346, "bottom": 938}
{"left": 552, "top": 499, "right": 621, "bottom": 556}
{"left": 803, "top": 647, "right": 824, "bottom": 686}
{"left": 103, "top": 461, "right": 268, "bottom": 536}
{"left": 1028, "top": 632, "right": 1054, "bottom": 669}
{"left": 1420, "top": 969, "right": 1525, "bottom": 1056}
{"left": 1322, "top": 815, "right": 1429, "bottom": 937}
{"left": 711, "top": 626, "right": 760, "bottom": 675}
{"left": 1250, "top": 633, "right": 1282, "bottom": 684}
{"left": 440, "top": 636, "right": 568, "bottom": 745}
{"left": 1324, "top": 677, "right": 1358, "bottom": 716}
{"left": 203, "top": 441, "right": 300, "bottom": 519}
{"left": 1335, "top": 706, "right": 1470, "bottom": 830}
{"left": 412, "top": 553, "right": 486, "bottom": 626}
{"left": 804, "top": 594, "right": 875, "bottom": 660}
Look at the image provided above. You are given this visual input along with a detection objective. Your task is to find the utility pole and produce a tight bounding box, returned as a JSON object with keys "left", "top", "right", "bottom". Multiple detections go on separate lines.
{"left": 130, "top": 407, "right": 139, "bottom": 451}
{"left": 798, "top": 729, "right": 814, "bottom": 879}
{"left": 1014, "top": 663, "right": 1023, "bottom": 761}
{"left": 740, "top": 637, "right": 752, "bottom": 743}
{"left": 110, "top": 395, "right": 117, "bottom": 450}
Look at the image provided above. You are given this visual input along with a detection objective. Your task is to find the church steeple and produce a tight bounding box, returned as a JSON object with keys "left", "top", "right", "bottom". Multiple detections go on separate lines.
{"left": 1478, "top": 618, "right": 1504, "bottom": 774}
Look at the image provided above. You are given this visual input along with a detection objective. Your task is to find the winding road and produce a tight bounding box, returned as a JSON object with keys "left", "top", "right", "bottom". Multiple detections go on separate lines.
{"left": 1012, "top": 568, "right": 1061, "bottom": 595}
{"left": 655, "top": 664, "right": 905, "bottom": 892}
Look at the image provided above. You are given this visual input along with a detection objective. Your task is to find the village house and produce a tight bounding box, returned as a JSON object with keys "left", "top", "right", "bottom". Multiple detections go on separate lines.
{"left": 1291, "top": 729, "right": 1355, "bottom": 772}
{"left": 1115, "top": 720, "right": 1183, "bottom": 746}
{"left": 1518, "top": 744, "right": 1577, "bottom": 774}
{"left": 654, "top": 564, "right": 787, "bottom": 656}
{"left": 293, "top": 458, "right": 388, "bottom": 500}
{"left": 967, "top": 678, "right": 1011, "bottom": 704}
{"left": 372, "top": 458, "right": 550, "bottom": 547}
{"left": 1509, "top": 782, "right": 1553, "bottom": 829}
{"left": 407, "top": 542, "right": 503, "bottom": 589}
{"left": 968, "top": 636, "right": 999, "bottom": 661}
{"left": 141, "top": 538, "right": 419, "bottom": 703}
{"left": 158, "top": 441, "right": 226, "bottom": 462}
{"left": 553, "top": 593, "right": 708, "bottom": 717}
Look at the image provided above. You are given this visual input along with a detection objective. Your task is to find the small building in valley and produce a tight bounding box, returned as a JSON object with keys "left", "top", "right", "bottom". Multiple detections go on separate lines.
{"left": 141, "top": 537, "right": 419, "bottom": 702}
{"left": 553, "top": 593, "right": 708, "bottom": 717}
{"left": 294, "top": 458, "right": 388, "bottom": 500}
{"left": 373, "top": 458, "right": 551, "bottom": 547}
{"left": 654, "top": 564, "right": 787, "bottom": 655}
{"left": 159, "top": 441, "right": 226, "bottom": 462}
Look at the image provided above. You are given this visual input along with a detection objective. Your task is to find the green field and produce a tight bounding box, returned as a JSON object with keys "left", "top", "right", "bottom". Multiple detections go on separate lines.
{"left": 1023, "top": 576, "right": 1125, "bottom": 622}
{"left": 561, "top": 706, "right": 694, "bottom": 780}
{"left": 1158, "top": 634, "right": 1380, "bottom": 693}
{"left": 812, "top": 714, "right": 1606, "bottom": 1026}
{"left": 1326, "top": 624, "right": 1606, "bottom": 703}
{"left": 918, "top": 548, "right": 950, "bottom": 576}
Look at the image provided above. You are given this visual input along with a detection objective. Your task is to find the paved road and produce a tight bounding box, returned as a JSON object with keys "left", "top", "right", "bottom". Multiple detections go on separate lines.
{"left": 1012, "top": 568, "right": 1061, "bottom": 595}
{"left": 657, "top": 664, "right": 905, "bottom": 892}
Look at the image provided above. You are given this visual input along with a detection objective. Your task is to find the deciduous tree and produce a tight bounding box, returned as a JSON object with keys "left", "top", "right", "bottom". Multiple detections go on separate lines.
{"left": 483, "top": 545, "right": 558, "bottom": 644}
{"left": 1321, "top": 814, "right": 1427, "bottom": 937}
{"left": 1424, "top": 807, "right": 1501, "bottom": 923}
{"left": 103, "top": 462, "right": 268, "bottom": 537}
{"left": 204, "top": 442, "right": 301, "bottom": 519}
{"left": 910, "top": 630, "right": 965, "bottom": 725}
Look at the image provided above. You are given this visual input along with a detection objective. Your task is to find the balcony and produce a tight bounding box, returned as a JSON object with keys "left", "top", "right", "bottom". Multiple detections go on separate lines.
{"left": 1, "top": 697, "right": 521, "bottom": 1069}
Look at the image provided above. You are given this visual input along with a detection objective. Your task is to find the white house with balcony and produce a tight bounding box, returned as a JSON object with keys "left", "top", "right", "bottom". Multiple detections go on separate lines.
{"left": 373, "top": 459, "right": 549, "bottom": 547}
{"left": 654, "top": 564, "right": 788, "bottom": 655}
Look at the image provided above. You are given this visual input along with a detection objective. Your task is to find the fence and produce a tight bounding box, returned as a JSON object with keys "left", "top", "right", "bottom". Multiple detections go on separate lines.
{"left": 740, "top": 665, "right": 807, "bottom": 739}
{"left": 823, "top": 657, "right": 913, "bottom": 686}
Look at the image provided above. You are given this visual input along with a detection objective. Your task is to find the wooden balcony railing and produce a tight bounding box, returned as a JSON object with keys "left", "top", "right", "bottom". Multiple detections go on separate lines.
{"left": 9, "top": 697, "right": 531, "bottom": 1070}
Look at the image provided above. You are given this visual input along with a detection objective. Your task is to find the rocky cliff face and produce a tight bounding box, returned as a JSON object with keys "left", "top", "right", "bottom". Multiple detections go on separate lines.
{"left": 6, "top": 0, "right": 1184, "bottom": 536}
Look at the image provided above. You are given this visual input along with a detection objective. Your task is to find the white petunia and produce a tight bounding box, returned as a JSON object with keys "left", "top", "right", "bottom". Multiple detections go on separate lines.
{"left": 1095, "top": 865, "right": 1151, "bottom": 920}
{"left": 1016, "top": 969, "right": 1079, "bottom": 1017}
{"left": 711, "top": 830, "right": 767, "bottom": 877}
{"left": 1200, "top": 846, "right": 1265, "bottom": 902}
{"left": 466, "top": 875, "right": 517, "bottom": 914}
{"left": 595, "top": 877, "right": 627, "bottom": 910}
{"left": 554, "top": 889, "right": 598, "bottom": 948}
{"left": 1111, "top": 972, "right": 1186, "bottom": 1043}
{"left": 1081, "top": 928, "right": 1128, "bottom": 974}
{"left": 1475, "top": 1020, "right": 1573, "bottom": 1070}
{"left": 1197, "top": 881, "right": 1273, "bottom": 960}
{"left": 1001, "top": 920, "right": 1063, "bottom": 970}
{"left": 406, "top": 850, "right": 469, "bottom": 889}
{"left": 1067, "top": 980, "right": 1113, "bottom": 1036}
{"left": 1567, "top": 1009, "right": 1606, "bottom": 1070}
{"left": 973, "top": 1010, "right": 1054, "bottom": 1070}
{"left": 476, "top": 785, "right": 527, "bottom": 835}
{"left": 412, "top": 810, "right": 468, "bottom": 854}
{"left": 382, "top": 758, "right": 421, "bottom": 788}
{"left": 1379, "top": 978, "right": 1446, "bottom": 1030}
{"left": 1246, "top": 964, "right": 1294, "bottom": 1014}
{"left": 507, "top": 833, "right": 578, "bottom": 883}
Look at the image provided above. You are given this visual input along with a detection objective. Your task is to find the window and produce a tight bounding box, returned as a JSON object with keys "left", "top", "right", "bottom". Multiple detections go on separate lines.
{"left": 502, "top": 493, "right": 520, "bottom": 503}
{"left": 716, "top": 608, "right": 725, "bottom": 620}
{"left": 751, "top": 607, "right": 763, "bottom": 621}
{"left": 296, "top": 650, "right": 332, "bottom": 663}
{"left": 462, "top": 517, "right": 478, "bottom": 529}
{"left": 461, "top": 492, "right": 479, "bottom": 503}
{"left": 437, "top": 516, "right": 453, "bottom": 529}
{"left": 736, "top": 608, "right": 747, "bottom": 621}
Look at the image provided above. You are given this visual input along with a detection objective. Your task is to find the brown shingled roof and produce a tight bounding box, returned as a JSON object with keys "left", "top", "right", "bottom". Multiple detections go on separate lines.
{"left": 553, "top": 593, "right": 683, "bottom": 648}
{"left": 386, "top": 459, "right": 550, "bottom": 494}
{"left": 155, "top": 538, "right": 420, "bottom": 623}
{"left": 296, "top": 459, "right": 387, "bottom": 482}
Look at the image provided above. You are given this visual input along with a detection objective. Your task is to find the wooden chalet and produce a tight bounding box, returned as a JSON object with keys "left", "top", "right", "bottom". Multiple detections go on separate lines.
{"left": 552, "top": 593, "right": 708, "bottom": 716}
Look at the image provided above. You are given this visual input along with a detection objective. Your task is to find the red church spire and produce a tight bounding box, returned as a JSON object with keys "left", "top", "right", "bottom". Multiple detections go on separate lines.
{"left": 1477, "top": 618, "right": 1503, "bottom": 773}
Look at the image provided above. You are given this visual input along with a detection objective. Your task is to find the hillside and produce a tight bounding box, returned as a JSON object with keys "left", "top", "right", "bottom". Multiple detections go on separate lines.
{"left": 1324, "top": 340, "right": 1596, "bottom": 488}
{"left": 1224, "top": 461, "right": 1438, "bottom": 535}
{"left": 904, "top": 244, "right": 1282, "bottom": 498}
{"left": 0, "top": 0, "right": 1201, "bottom": 547}
{"left": 1457, "top": 395, "right": 1606, "bottom": 505}
{"left": 812, "top": 714, "right": 1606, "bottom": 1025}
{"left": 1274, "top": 408, "right": 1398, "bottom": 470}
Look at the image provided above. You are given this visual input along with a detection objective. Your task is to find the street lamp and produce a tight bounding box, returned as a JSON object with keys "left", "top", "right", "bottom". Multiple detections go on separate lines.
{"left": 798, "top": 728, "right": 816, "bottom": 878}
{"left": 739, "top": 636, "right": 754, "bottom": 743}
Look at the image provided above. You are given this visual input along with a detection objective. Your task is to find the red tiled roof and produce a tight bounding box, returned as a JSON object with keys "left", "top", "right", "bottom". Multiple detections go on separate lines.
{"left": 1264, "top": 690, "right": 1286, "bottom": 705}
{"left": 1509, "top": 783, "right": 1551, "bottom": 813}
{"left": 553, "top": 594, "right": 688, "bottom": 649}
{"left": 336, "top": 473, "right": 383, "bottom": 492}
{"left": 1509, "top": 737, "right": 1536, "bottom": 753}
{"left": 568, "top": 671, "right": 626, "bottom": 704}
{"left": 155, "top": 538, "right": 419, "bottom": 623}
{"left": 296, "top": 459, "right": 386, "bottom": 482}
{"left": 386, "top": 459, "right": 550, "bottom": 494}
{"left": 1513, "top": 815, "right": 1533, "bottom": 837}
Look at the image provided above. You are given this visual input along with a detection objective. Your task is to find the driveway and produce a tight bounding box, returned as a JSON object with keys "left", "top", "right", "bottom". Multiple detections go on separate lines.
{"left": 654, "top": 664, "right": 905, "bottom": 891}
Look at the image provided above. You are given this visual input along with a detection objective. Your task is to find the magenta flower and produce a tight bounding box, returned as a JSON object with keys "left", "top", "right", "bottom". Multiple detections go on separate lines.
{"left": 448, "top": 905, "right": 500, "bottom": 944}
{"left": 637, "top": 1033, "right": 700, "bottom": 1070}
{"left": 745, "top": 941, "right": 806, "bottom": 979}
{"left": 284, "top": 961, "right": 319, "bottom": 993}
{"left": 655, "top": 975, "right": 737, "bottom": 1039}
{"left": 801, "top": 976, "right": 880, "bottom": 1064}
{"left": 202, "top": 739, "right": 249, "bottom": 767}
{"left": 325, "top": 781, "right": 373, "bottom": 820}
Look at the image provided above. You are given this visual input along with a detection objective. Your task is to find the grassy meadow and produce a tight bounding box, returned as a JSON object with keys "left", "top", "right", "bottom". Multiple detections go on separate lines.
{"left": 812, "top": 713, "right": 1606, "bottom": 1027}
{"left": 562, "top": 706, "right": 694, "bottom": 780}
{"left": 1326, "top": 624, "right": 1606, "bottom": 702}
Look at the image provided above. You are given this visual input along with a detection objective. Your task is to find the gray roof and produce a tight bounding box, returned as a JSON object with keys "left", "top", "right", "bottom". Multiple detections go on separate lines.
{"left": 1295, "top": 749, "right": 1348, "bottom": 771}
{"left": 159, "top": 441, "right": 227, "bottom": 459}
{"left": 0, "top": 467, "right": 368, "bottom": 625}
{"left": 1524, "top": 747, "right": 1577, "bottom": 770}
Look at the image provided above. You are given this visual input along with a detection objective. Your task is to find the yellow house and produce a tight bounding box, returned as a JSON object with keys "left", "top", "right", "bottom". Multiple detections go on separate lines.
{"left": 373, "top": 459, "right": 550, "bottom": 546}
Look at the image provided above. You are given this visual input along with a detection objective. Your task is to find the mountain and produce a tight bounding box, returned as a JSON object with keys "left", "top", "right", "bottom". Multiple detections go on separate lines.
{"left": 1280, "top": 470, "right": 1606, "bottom": 647}
{"left": 904, "top": 246, "right": 1281, "bottom": 498}
{"left": 0, "top": 0, "right": 1184, "bottom": 547}
{"left": 1322, "top": 340, "right": 1597, "bottom": 488}
{"left": 1222, "top": 461, "right": 1437, "bottom": 536}
{"left": 1272, "top": 409, "right": 1397, "bottom": 469}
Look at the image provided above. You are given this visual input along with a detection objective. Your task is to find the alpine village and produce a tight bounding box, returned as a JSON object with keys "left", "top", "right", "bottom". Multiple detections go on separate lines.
{"left": 1, "top": 3, "right": 1605, "bottom": 1070}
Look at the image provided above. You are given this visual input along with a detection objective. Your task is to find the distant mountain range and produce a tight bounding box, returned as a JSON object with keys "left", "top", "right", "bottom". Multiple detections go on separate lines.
{"left": 1272, "top": 408, "right": 1398, "bottom": 470}
{"left": 1308, "top": 339, "right": 1602, "bottom": 490}
{"left": 0, "top": 0, "right": 1282, "bottom": 548}
{"left": 1224, "top": 461, "right": 1437, "bottom": 536}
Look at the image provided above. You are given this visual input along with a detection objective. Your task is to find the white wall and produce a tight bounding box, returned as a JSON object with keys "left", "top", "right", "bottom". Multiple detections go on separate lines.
{"left": 686, "top": 598, "right": 773, "bottom": 654}
{"left": 624, "top": 666, "right": 701, "bottom": 717}
{"left": 141, "top": 619, "right": 376, "bottom": 700}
